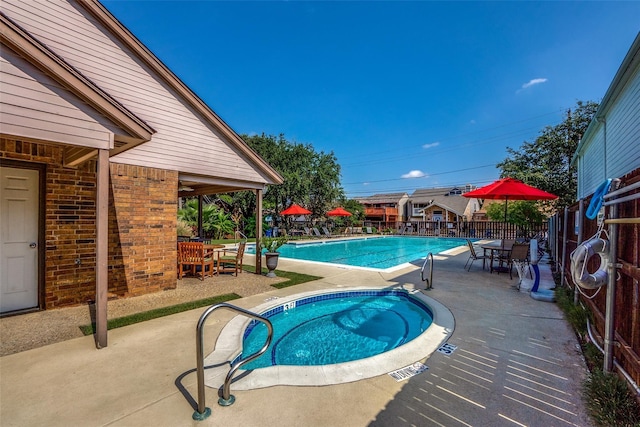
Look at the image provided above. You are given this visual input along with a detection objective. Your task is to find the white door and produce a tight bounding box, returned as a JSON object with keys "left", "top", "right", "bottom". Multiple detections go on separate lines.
{"left": 1, "top": 166, "right": 39, "bottom": 313}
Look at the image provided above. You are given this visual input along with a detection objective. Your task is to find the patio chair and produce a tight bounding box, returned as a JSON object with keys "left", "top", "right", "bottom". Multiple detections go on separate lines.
{"left": 505, "top": 242, "right": 532, "bottom": 280}
{"left": 312, "top": 227, "right": 322, "bottom": 237}
{"left": 177, "top": 242, "right": 215, "bottom": 280}
{"left": 464, "top": 239, "right": 491, "bottom": 271}
{"left": 322, "top": 226, "right": 334, "bottom": 238}
{"left": 366, "top": 227, "right": 373, "bottom": 234}
{"left": 217, "top": 242, "right": 246, "bottom": 276}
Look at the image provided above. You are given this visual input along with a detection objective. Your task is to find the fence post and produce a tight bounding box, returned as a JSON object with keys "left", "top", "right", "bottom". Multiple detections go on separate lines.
{"left": 561, "top": 207, "right": 569, "bottom": 290}
{"left": 574, "top": 200, "right": 584, "bottom": 305}
{"left": 603, "top": 199, "right": 619, "bottom": 373}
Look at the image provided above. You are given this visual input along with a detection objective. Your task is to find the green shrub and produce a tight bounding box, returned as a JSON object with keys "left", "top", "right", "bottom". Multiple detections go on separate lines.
{"left": 582, "top": 342, "right": 604, "bottom": 371}
{"left": 583, "top": 369, "right": 640, "bottom": 427}
{"left": 177, "top": 219, "right": 194, "bottom": 237}
{"left": 555, "top": 287, "right": 589, "bottom": 336}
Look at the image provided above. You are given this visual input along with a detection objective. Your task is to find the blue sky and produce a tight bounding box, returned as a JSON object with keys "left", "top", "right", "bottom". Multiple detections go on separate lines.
{"left": 102, "top": 1, "right": 639, "bottom": 198}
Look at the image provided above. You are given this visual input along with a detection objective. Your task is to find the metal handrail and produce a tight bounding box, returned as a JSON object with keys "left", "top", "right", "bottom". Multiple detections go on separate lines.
{"left": 193, "top": 303, "right": 273, "bottom": 421}
{"left": 421, "top": 252, "right": 434, "bottom": 290}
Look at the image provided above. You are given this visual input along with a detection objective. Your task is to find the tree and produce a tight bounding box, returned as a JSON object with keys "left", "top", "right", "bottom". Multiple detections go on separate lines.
{"left": 486, "top": 200, "right": 545, "bottom": 225}
{"left": 497, "top": 100, "right": 599, "bottom": 208}
{"left": 342, "top": 199, "right": 365, "bottom": 224}
{"left": 239, "top": 133, "right": 344, "bottom": 222}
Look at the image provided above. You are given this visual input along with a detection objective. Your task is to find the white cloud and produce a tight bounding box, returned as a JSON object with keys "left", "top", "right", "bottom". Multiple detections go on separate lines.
{"left": 422, "top": 142, "right": 440, "bottom": 149}
{"left": 518, "top": 78, "right": 548, "bottom": 92}
{"left": 401, "top": 170, "right": 426, "bottom": 179}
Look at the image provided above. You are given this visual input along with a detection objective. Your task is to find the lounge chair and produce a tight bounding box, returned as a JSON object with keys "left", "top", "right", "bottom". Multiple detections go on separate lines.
{"left": 464, "top": 239, "right": 491, "bottom": 271}
{"left": 312, "top": 227, "right": 322, "bottom": 237}
{"left": 366, "top": 227, "right": 373, "bottom": 234}
{"left": 322, "top": 226, "right": 333, "bottom": 238}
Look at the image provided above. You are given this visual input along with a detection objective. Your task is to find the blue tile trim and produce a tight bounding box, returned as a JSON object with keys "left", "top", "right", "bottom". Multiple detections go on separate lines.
{"left": 241, "top": 290, "right": 432, "bottom": 338}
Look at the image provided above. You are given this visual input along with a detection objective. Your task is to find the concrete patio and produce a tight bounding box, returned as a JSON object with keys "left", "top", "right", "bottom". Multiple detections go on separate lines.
{"left": 0, "top": 243, "right": 593, "bottom": 427}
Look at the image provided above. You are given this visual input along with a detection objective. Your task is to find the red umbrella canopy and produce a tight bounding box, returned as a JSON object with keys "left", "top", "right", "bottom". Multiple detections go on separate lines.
{"left": 463, "top": 177, "right": 557, "bottom": 222}
{"left": 280, "top": 203, "right": 312, "bottom": 215}
{"left": 326, "top": 207, "right": 352, "bottom": 217}
{"left": 463, "top": 178, "right": 558, "bottom": 201}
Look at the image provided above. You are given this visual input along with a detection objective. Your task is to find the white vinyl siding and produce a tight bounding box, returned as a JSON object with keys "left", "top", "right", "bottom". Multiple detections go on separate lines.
{"left": 602, "top": 66, "right": 640, "bottom": 182}
{"left": 1, "top": 0, "right": 271, "bottom": 184}
{"left": 0, "top": 47, "right": 118, "bottom": 149}
{"left": 577, "top": 130, "right": 606, "bottom": 198}
{"left": 576, "top": 53, "right": 640, "bottom": 199}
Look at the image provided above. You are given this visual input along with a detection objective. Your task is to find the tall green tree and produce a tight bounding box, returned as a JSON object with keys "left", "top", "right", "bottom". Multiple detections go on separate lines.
{"left": 238, "top": 133, "right": 344, "bottom": 222}
{"left": 497, "top": 100, "right": 599, "bottom": 208}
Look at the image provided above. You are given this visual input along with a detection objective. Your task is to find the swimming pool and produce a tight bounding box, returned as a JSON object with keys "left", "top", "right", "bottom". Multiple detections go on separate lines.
{"left": 248, "top": 236, "right": 469, "bottom": 270}
{"left": 203, "top": 287, "right": 455, "bottom": 389}
{"left": 239, "top": 290, "right": 433, "bottom": 369}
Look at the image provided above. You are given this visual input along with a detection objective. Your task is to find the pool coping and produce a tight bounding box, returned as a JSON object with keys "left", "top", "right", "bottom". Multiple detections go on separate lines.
{"left": 203, "top": 285, "right": 455, "bottom": 390}
{"left": 246, "top": 236, "right": 471, "bottom": 273}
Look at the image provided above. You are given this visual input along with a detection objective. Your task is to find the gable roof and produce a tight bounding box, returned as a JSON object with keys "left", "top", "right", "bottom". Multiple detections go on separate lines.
{"left": 0, "top": 11, "right": 154, "bottom": 166}
{"left": 408, "top": 186, "right": 476, "bottom": 216}
{"left": 356, "top": 192, "right": 408, "bottom": 204}
{"left": 410, "top": 186, "right": 464, "bottom": 202}
{"left": 1, "top": 0, "right": 283, "bottom": 191}
{"left": 80, "top": 0, "right": 282, "bottom": 187}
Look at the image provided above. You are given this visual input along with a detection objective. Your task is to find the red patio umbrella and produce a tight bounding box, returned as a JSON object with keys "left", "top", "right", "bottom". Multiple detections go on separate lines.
{"left": 463, "top": 177, "right": 558, "bottom": 221}
{"left": 280, "top": 203, "right": 311, "bottom": 216}
{"left": 326, "top": 207, "right": 352, "bottom": 217}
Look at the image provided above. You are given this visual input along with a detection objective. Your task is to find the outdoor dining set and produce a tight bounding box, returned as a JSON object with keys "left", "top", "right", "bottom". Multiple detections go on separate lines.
{"left": 464, "top": 238, "right": 533, "bottom": 279}
{"left": 177, "top": 241, "right": 246, "bottom": 280}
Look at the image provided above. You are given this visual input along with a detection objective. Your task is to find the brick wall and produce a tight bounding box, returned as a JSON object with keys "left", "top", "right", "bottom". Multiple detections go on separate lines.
{"left": 1, "top": 138, "right": 179, "bottom": 308}
{"left": 109, "top": 163, "right": 178, "bottom": 297}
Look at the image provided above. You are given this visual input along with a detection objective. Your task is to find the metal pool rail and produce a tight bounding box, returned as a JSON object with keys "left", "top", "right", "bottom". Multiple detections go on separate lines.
{"left": 193, "top": 303, "right": 273, "bottom": 421}
{"left": 421, "top": 252, "right": 434, "bottom": 290}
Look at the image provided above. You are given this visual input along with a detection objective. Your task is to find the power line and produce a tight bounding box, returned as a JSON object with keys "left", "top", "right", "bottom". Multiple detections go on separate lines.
{"left": 342, "top": 163, "right": 497, "bottom": 185}
{"left": 340, "top": 125, "right": 544, "bottom": 168}
{"left": 344, "top": 177, "right": 498, "bottom": 197}
{"left": 337, "top": 109, "right": 564, "bottom": 163}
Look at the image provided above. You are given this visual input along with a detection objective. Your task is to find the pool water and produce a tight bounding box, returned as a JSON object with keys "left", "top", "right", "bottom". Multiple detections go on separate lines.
{"left": 250, "top": 236, "right": 468, "bottom": 269}
{"left": 239, "top": 291, "right": 433, "bottom": 369}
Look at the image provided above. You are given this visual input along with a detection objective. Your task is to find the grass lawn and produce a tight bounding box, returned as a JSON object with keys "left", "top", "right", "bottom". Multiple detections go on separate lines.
{"left": 79, "top": 267, "right": 322, "bottom": 335}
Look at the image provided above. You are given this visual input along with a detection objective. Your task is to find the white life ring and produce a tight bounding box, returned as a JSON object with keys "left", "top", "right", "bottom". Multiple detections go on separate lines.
{"left": 570, "top": 238, "right": 609, "bottom": 289}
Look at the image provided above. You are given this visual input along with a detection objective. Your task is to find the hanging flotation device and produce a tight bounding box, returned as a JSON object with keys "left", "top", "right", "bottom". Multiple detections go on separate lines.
{"left": 586, "top": 179, "right": 612, "bottom": 220}
{"left": 570, "top": 238, "right": 609, "bottom": 289}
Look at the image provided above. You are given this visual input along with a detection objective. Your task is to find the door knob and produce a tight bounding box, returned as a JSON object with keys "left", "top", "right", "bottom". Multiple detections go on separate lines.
{"left": 29, "top": 242, "right": 37, "bottom": 248}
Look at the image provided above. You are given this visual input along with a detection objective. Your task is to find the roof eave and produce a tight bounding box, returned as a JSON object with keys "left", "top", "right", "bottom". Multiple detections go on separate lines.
{"left": 572, "top": 32, "right": 640, "bottom": 165}
{"left": 79, "top": 0, "right": 283, "bottom": 185}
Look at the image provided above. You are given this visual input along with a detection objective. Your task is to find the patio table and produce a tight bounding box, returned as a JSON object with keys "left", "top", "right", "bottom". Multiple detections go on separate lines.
{"left": 481, "top": 242, "right": 513, "bottom": 273}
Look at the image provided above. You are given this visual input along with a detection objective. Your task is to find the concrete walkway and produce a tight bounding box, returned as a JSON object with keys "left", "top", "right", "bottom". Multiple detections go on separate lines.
{"left": 0, "top": 245, "right": 593, "bottom": 427}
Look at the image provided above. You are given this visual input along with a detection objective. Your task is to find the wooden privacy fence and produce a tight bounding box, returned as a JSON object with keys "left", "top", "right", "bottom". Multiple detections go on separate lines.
{"left": 552, "top": 168, "right": 640, "bottom": 396}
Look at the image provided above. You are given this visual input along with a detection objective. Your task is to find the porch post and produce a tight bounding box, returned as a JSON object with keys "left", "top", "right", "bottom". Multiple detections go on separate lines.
{"left": 95, "top": 148, "right": 109, "bottom": 348}
{"left": 198, "top": 195, "right": 203, "bottom": 239}
{"left": 255, "top": 188, "right": 263, "bottom": 274}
